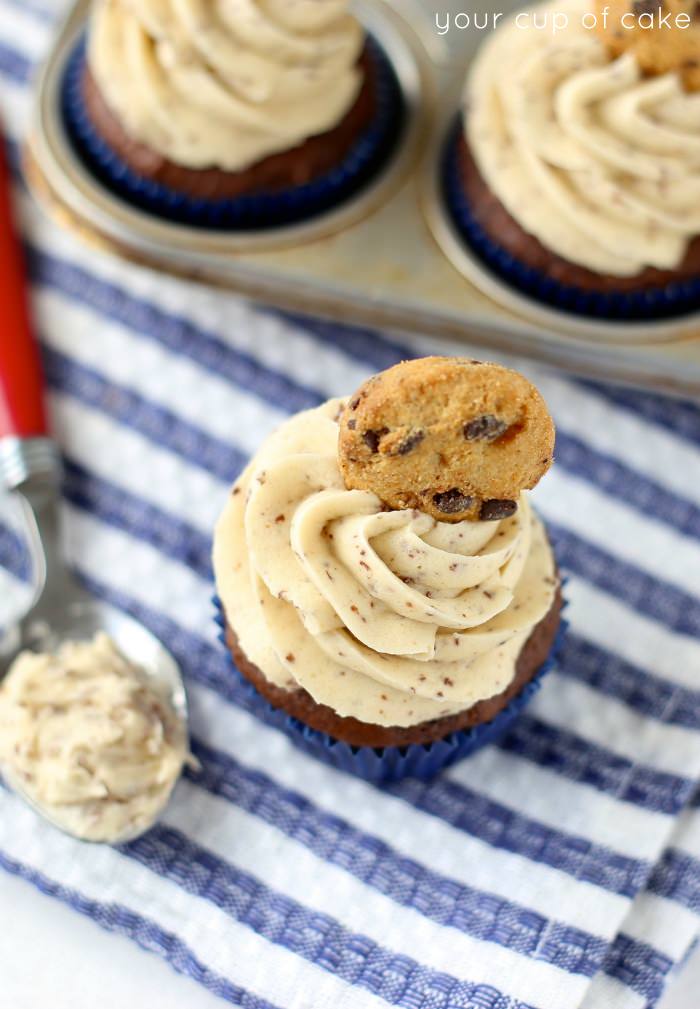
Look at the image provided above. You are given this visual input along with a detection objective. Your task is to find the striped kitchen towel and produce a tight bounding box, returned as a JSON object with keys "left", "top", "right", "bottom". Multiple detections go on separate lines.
{"left": 1, "top": 2, "right": 700, "bottom": 1007}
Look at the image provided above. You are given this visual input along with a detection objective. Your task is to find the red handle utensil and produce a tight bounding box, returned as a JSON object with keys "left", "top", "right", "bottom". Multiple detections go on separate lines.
{"left": 0, "top": 131, "right": 47, "bottom": 439}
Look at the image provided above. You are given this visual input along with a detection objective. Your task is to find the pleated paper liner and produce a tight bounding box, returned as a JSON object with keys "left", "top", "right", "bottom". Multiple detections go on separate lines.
{"left": 213, "top": 594, "right": 568, "bottom": 785}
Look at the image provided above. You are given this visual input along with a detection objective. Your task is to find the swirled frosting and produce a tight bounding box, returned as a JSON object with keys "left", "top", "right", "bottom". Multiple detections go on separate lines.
{"left": 213, "top": 400, "right": 558, "bottom": 728}
{"left": 88, "top": 0, "right": 364, "bottom": 171}
{"left": 466, "top": 0, "right": 700, "bottom": 276}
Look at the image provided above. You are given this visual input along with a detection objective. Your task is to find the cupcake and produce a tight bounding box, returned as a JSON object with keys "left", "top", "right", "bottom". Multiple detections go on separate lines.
{"left": 213, "top": 357, "right": 563, "bottom": 782}
{"left": 63, "top": 0, "right": 404, "bottom": 229}
{"left": 443, "top": 0, "right": 700, "bottom": 320}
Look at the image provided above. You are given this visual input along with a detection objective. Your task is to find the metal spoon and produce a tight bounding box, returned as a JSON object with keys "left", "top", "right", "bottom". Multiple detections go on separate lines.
{"left": 0, "top": 130, "right": 188, "bottom": 843}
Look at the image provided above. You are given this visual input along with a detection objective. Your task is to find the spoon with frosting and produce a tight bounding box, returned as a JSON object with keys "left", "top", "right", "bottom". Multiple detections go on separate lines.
{"left": 0, "top": 128, "right": 191, "bottom": 843}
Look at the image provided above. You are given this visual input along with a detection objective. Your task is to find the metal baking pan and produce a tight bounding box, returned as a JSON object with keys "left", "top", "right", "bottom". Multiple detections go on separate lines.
{"left": 26, "top": 0, "right": 700, "bottom": 398}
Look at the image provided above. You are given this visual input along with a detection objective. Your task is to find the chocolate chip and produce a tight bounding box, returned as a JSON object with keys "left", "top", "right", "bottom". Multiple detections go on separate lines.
{"left": 363, "top": 427, "right": 388, "bottom": 452}
{"left": 396, "top": 430, "right": 425, "bottom": 455}
{"left": 633, "top": 0, "right": 658, "bottom": 15}
{"left": 347, "top": 418, "right": 356, "bottom": 430}
{"left": 480, "top": 499, "right": 517, "bottom": 521}
{"left": 463, "top": 415, "right": 509, "bottom": 442}
{"left": 433, "top": 489, "right": 474, "bottom": 514}
{"left": 350, "top": 397, "right": 361, "bottom": 410}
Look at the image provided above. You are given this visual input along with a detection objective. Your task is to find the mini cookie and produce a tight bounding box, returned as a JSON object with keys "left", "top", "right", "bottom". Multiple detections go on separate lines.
{"left": 338, "top": 357, "right": 555, "bottom": 522}
{"left": 596, "top": 0, "right": 700, "bottom": 91}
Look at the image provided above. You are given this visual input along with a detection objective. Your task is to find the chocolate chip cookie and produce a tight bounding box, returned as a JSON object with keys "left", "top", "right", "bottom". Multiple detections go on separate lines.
{"left": 338, "top": 357, "right": 555, "bottom": 522}
{"left": 597, "top": 0, "right": 700, "bottom": 91}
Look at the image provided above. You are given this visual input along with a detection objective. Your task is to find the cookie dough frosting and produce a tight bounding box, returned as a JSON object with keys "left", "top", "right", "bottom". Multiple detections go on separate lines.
{"left": 88, "top": 0, "right": 365, "bottom": 171}
{"left": 466, "top": 0, "right": 700, "bottom": 276}
{"left": 214, "top": 400, "right": 558, "bottom": 729}
{"left": 0, "top": 633, "right": 189, "bottom": 842}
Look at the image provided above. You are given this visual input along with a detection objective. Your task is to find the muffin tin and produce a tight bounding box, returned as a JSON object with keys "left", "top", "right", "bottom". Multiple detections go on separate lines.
{"left": 26, "top": 0, "right": 700, "bottom": 398}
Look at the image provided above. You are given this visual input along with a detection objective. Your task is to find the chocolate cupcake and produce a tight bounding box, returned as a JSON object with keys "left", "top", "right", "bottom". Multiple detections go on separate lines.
{"left": 63, "top": 0, "right": 404, "bottom": 229}
{"left": 213, "top": 358, "right": 564, "bottom": 783}
{"left": 443, "top": 0, "right": 700, "bottom": 320}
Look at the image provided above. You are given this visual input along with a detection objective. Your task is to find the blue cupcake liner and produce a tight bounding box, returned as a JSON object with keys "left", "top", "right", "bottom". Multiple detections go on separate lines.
{"left": 212, "top": 593, "right": 568, "bottom": 784}
{"left": 441, "top": 117, "right": 700, "bottom": 322}
{"left": 61, "top": 36, "right": 405, "bottom": 231}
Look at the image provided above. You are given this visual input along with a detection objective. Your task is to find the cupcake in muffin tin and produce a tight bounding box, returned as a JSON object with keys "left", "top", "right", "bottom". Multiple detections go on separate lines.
{"left": 442, "top": 0, "right": 700, "bottom": 320}
{"left": 63, "top": 0, "right": 405, "bottom": 230}
{"left": 54, "top": 0, "right": 700, "bottom": 324}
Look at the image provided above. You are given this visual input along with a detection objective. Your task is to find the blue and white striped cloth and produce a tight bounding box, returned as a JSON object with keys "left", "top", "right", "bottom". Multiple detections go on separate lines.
{"left": 2, "top": 2, "right": 700, "bottom": 1007}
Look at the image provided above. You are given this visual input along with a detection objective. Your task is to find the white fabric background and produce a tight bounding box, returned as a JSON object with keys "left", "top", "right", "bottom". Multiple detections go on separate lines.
{"left": 1, "top": 872, "right": 697, "bottom": 1008}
